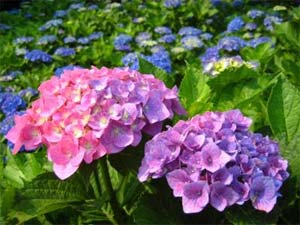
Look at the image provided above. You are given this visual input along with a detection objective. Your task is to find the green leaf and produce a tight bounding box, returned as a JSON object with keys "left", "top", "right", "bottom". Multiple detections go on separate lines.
{"left": 8, "top": 172, "right": 88, "bottom": 224}
{"left": 116, "top": 172, "right": 144, "bottom": 210}
{"left": 268, "top": 77, "right": 300, "bottom": 140}
{"left": 268, "top": 77, "right": 300, "bottom": 185}
{"left": 276, "top": 21, "right": 300, "bottom": 49}
{"left": 215, "top": 75, "right": 276, "bottom": 110}
{"left": 241, "top": 42, "right": 275, "bottom": 65}
{"left": 138, "top": 57, "right": 174, "bottom": 88}
{"left": 8, "top": 199, "right": 75, "bottom": 225}
{"left": 226, "top": 203, "right": 280, "bottom": 225}
{"left": 3, "top": 150, "right": 51, "bottom": 188}
{"left": 179, "top": 64, "right": 211, "bottom": 116}
{"left": 207, "top": 65, "right": 259, "bottom": 90}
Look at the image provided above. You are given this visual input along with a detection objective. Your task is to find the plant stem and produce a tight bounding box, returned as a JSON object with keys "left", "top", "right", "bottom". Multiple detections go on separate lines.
{"left": 98, "top": 157, "right": 124, "bottom": 225}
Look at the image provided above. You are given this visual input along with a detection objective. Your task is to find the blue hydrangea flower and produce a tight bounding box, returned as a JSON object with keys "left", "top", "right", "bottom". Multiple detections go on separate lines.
{"left": 122, "top": 53, "right": 139, "bottom": 71}
{"left": 18, "top": 87, "right": 38, "bottom": 98}
{"left": 135, "top": 32, "right": 152, "bottom": 45}
{"left": 24, "top": 50, "right": 52, "bottom": 63}
{"left": 245, "top": 23, "right": 257, "bottom": 31}
{"left": 64, "top": 36, "right": 76, "bottom": 44}
{"left": 159, "top": 34, "right": 176, "bottom": 43}
{"left": 15, "top": 48, "right": 28, "bottom": 56}
{"left": 181, "top": 36, "right": 203, "bottom": 50}
{"left": 264, "top": 16, "right": 283, "bottom": 31}
{"left": 200, "top": 46, "right": 219, "bottom": 65}
{"left": 54, "top": 47, "right": 76, "bottom": 57}
{"left": 13, "top": 36, "right": 34, "bottom": 44}
{"left": 178, "top": 27, "right": 202, "bottom": 36}
{"left": 164, "top": 0, "right": 182, "bottom": 8}
{"left": 200, "top": 32, "right": 213, "bottom": 41}
{"left": 145, "top": 50, "right": 172, "bottom": 73}
{"left": 69, "top": 3, "right": 85, "bottom": 10}
{"left": 77, "top": 37, "right": 90, "bottom": 45}
{"left": 1, "top": 94, "right": 26, "bottom": 116}
{"left": 0, "top": 23, "right": 11, "bottom": 31}
{"left": 227, "top": 17, "right": 244, "bottom": 32}
{"left": 232, "top": 0, "right": 243, "bottom": 7}
{"left": 54, "top": 10, "right": 67, "bottom": 18}
{"left": 88, "top": 4, "right": 99, "bottom": 10}
{"left": 114, "top": 34, "right": 133, "bottom": 51}
{"left": 132, "top": 17, "right": 146, "bottom": 24}
{"left": 39, "top": 19, "right": 63, "bottom": 31}
{"left": 54, "top": 65, "right": 82, "bottom": 77}
{"left": 37, "top": 35, "right": 57, "bottom": 45}
{"left": 247, "top": 9, "right": 264, "bottom": 19}
{"left": 154, "top": 26, "right": 172, "bottom": 35}
{"left": 247, "top": 37, "right": 272, "bottom": 48}
{"left": 218, "top": 36, "right": 246, "bottom": 52}
{"left": 0, "top": 111, "right": 25, "bottom": 135}
{"left": 0, "top": 71, "right": 22, "bottom": 82}
{"left": 151, "top": 45, "right": 167, "bottom": 53}
{"left": 89, "top": 32, "right": 103, "bottom": 40}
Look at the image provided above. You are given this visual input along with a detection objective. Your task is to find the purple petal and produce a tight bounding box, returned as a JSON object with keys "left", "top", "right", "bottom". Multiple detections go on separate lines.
{"left": 143, "top": 92, "right": 170, "bottom": 123}
{"left": 166, "top": 169, "right": 191, "bottom": 197}
{"left": 182, "top": 182, "right": 209, "bottom": 213}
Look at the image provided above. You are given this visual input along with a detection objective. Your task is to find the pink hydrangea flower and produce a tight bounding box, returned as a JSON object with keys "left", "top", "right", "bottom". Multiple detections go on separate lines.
{"left": 6, "top": 66, "right": 185, "bottom": 179}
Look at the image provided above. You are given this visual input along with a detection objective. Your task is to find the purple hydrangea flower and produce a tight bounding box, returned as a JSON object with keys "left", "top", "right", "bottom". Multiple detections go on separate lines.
{"left": 13, "top": 36, "right": 34, "bottom": 44}
{"left": 182, "top": 182, "right": 210, "bottom": 213}
{"left": 178, "top": 27, "right": 202, "bottom": 37}
{"left": 24, "top": 50, "right": 52, "bottom": 63}
{"left": 181, "top": 36, "right": 203, "bottom": 50}
{"left": 159, "top": 34, "right": 176, "bottom": 43}
{"left": 227, "top": 17, "right": 244, "bottom": 32}
{"left": 164, "top": 0, "right": 182, "bottom": 8}
{"left": 54, "top": 47, "right": 76, "bottom": 57}
{"left": 138, "top": 110, "right": 289, "bottom": 213}
{"left": 114, "top": 34, "right": 133, "bottom": 51}
{"left": 154, "top": 26, "right": 172, "bottom": 35}
{"left": 250, "top": 175, "right": 277, "bottom": 213}
{"left": 218, "top": 36, "right": 246, "bottom": 52}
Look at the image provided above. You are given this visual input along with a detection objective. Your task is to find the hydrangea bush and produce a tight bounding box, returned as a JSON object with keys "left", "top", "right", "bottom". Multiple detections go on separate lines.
{"left": 138, "top": 110, "right": 288, "bottom": 213}
{"left": 6, "top": 67, "right": 185, "bottom": 179}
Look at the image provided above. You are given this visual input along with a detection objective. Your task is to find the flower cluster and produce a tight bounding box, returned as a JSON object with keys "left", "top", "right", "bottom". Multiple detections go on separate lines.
{"left": 203, "top": 55, "right": 258, "bottom": 76}
{"left": 138, "top": 110, "right": 288, "bottom": 213}
{"left": 6, "top": 67, "right": 185, "bottom": 180}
